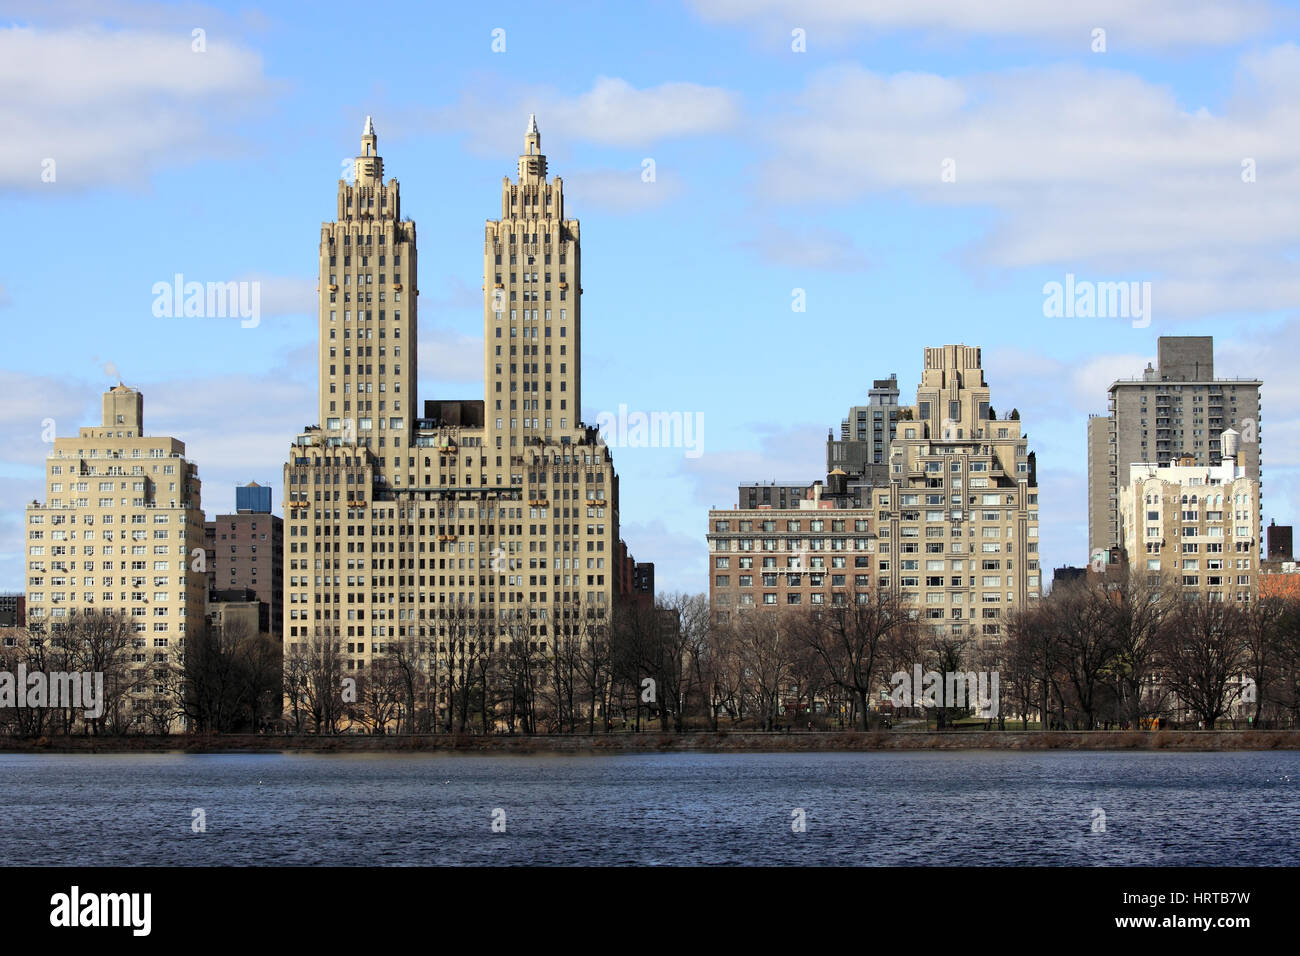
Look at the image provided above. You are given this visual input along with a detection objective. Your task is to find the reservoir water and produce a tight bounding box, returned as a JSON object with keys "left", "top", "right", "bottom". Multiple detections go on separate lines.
{"left": 1, "top": 751, "right": 1295, "bottom": 866}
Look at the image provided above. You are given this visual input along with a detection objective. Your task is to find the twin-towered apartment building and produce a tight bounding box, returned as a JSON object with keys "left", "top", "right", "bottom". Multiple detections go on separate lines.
{"left": 284, "top": 115, "right": 626, "bottom": 676}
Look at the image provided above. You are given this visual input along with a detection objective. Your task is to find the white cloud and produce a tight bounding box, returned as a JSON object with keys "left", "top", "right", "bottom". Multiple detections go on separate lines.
{"left": 551, "top": 77, "right": 740, "bottom": 147}
{"left": 564, "top": 166, "right": 683, "bottom": 212}
{"left": 756, "top": 54, "right": 1300, "bottom": 319}
{"left": 0, "top": 370, "right": 99, "bottom": 469}
{"left": 417, "top": 329, "right": 484, "bottom": 387}
{"left": 740, "top": 225, "right": 870, "bottom": 272}
{"left": 242, "top": 275, "right": 316, "bottom": 318}
{"left": 617, "top": 518, "right": 707, "bottom": 596}
{"left": 428, "top": 76, "right": 740, "bottom": 155}
{"left": 689, "top": 0, "right": 1280, "bottom": 48}
{"left": 0, "top": 24, "right": 273, "bottom": 189}
{"left": 681, "top": 423, "right": 827, "bottom": 507}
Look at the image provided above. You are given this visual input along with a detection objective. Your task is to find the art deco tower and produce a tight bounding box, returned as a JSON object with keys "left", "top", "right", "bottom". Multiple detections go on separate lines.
{"left": 317, "top": 116, "right": 418, "bottom": 483}
{"left": 284, "top": 118, "right": 619, "bottom": 726}
{"left": 483, "top": 114, "right": 582, "bottom": 450}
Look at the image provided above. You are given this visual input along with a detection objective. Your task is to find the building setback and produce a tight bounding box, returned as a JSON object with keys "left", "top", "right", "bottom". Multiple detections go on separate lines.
{"left": 1088, "top": 336, "right": 1262, "bottom": 558}
{"left": 204, "top": 482, "right": 283, "bottom": 636}
{"left": 24, "top": 385, "right": 206, "bottom": 727}
{"left": 827, "top": 373, "right": 901, "bottom": 483}
{"left": 709, "top": 344, "right": 1040, "bottom": 643}
{"left": 283, "top": 117, "right": 621, "bottom": 720}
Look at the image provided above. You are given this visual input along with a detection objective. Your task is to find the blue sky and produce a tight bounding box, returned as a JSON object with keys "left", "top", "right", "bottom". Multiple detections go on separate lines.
{"left": 3, "top": 0, "right": 1300, "bottom": 595}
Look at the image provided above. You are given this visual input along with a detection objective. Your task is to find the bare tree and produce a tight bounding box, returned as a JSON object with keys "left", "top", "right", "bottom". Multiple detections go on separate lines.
{"left": 1159, "top": 598, "right": 1247, "bottom": 729}
{"left": 1240, "top": 596, "right": 1286, "bottom": 728}
{"left": 357, "top": 653, "right": 404, "bottom": 733}
{"left": 65, "top": 610, "right": 136, "bottom": 735}
{"left": 1101, "top": 571, "right": 1174, "bottom": 729}
{"left": 795, "top": 588, "right": 912, "bottom": 731}
{"left": 1041, "top": 578, "right": 1116, "bottom": 729}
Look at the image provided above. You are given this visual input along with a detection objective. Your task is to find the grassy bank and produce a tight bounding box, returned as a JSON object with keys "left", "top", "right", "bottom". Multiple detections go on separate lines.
{"left": 1, "top": 730, "right": 1298, "bottom": 754}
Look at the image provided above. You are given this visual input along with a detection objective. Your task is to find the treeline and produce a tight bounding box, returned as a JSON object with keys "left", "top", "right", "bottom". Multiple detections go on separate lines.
{"left": 1002, "top": 574, "right": 1300, "bottom": 730}
{"left": 289, "top": 577, "right": 1300, "bottom": 734}
{"left": 284, "top": 589, "right": 978, "bottom": 734}
{"left": 11, "top": 576, "right": 1300, "bottom": 736}
{"left": 0, "top": 611, "right": 281, "bottom": 735}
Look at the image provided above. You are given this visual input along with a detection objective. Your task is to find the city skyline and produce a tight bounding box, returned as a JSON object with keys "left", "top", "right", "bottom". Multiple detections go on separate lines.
{"left": 4, "top": 1, "right": 1300, "bottom": 596}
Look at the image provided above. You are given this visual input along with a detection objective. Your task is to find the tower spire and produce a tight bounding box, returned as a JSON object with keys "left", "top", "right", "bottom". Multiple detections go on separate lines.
{"left": 356, "top": 115, "right": 382, "bottom": 183}
{"left": 520, "top": 114, "right": 545, "bottom": 179}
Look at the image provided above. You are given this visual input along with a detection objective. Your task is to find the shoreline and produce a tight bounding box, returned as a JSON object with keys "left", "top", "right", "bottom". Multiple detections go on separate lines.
{"left": 1, "top": 729, "right": 1297, "bottom": 754}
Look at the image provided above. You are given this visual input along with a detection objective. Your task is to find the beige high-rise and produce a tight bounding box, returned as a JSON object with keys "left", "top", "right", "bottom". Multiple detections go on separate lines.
{"left": 879, "top": 345, "right": 1040, "bottom": 640}
{"left": 24, "top": 386, "right": 206, "bottom": 726}
{"left": 1118, "top": 434, "right": 1258, "bottom": 604}
{"left": 708, "top": 345, "right": 1040, "bottom": 644}
{"left": 283, "top": 118, "right": 617, "bottom": 719}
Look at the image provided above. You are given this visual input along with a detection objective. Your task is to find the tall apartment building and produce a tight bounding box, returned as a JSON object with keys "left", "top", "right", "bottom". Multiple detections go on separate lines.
{"left": 1118, "top": 430, "right": 1258, "bottom": 604}
{"left": 827, "top": 374, "right": 900, "bottom": 481}
{"left": 709, "top": 345, "right": 1040, "bottom": 642}
{"left": 204, "top": 481, "right": 283, "bottom": 635}
{"left": 880, "top": 345, "right": 1040, "bottom": 638}
{"left": 283, "top": 117, "right": 619, "bottom": 711}
{"left": 24, "top": 385, "right": 206, "bottom": 726}
{"left": 1088, "top": 336, "right": 1262, "bottom": 557}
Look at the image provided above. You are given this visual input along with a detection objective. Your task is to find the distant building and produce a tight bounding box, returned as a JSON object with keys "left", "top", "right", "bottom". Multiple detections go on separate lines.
{"left": 709, "top": 344, "right": 1041, "bottom": 644}
{"left": 632, "top": 562, "right": 654, "bottom": 607}
{"left": 204, "top": 484, "right": 283, "bottom": 636}
{"left": 737, "top": 481, "right": 820, "bottom": 511}
{"left": 708, "top": 478, "right": 876, "bottom": 626}
{"left": 206, "top": 587, "right": 263, "bottom": 637}
{"left": 1118, "top": 429, "right": 1258, "bottom": 604}
{"left": 235, "top": 481, "right": 273, "bottom": 515}
{"left": 0, "top": 593, "right": 24, "bottom": 628}
{"left": 1260, "top": 520, "right": 1298, "bottom": 598}
{"left": 1052, "top": 567, "right": 1087, "bottom": 587}
{"left": 827, "top": 374, "right": 901, "bottom": 482}
{"left": 1267, "top": 520, "right": 1293, "bottom": 561}
{"left": 1088, "top": 336, "right": 1262, "bottom": 555}
{"left": 613, "top": 541, "right": 655, "bottom": 612}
